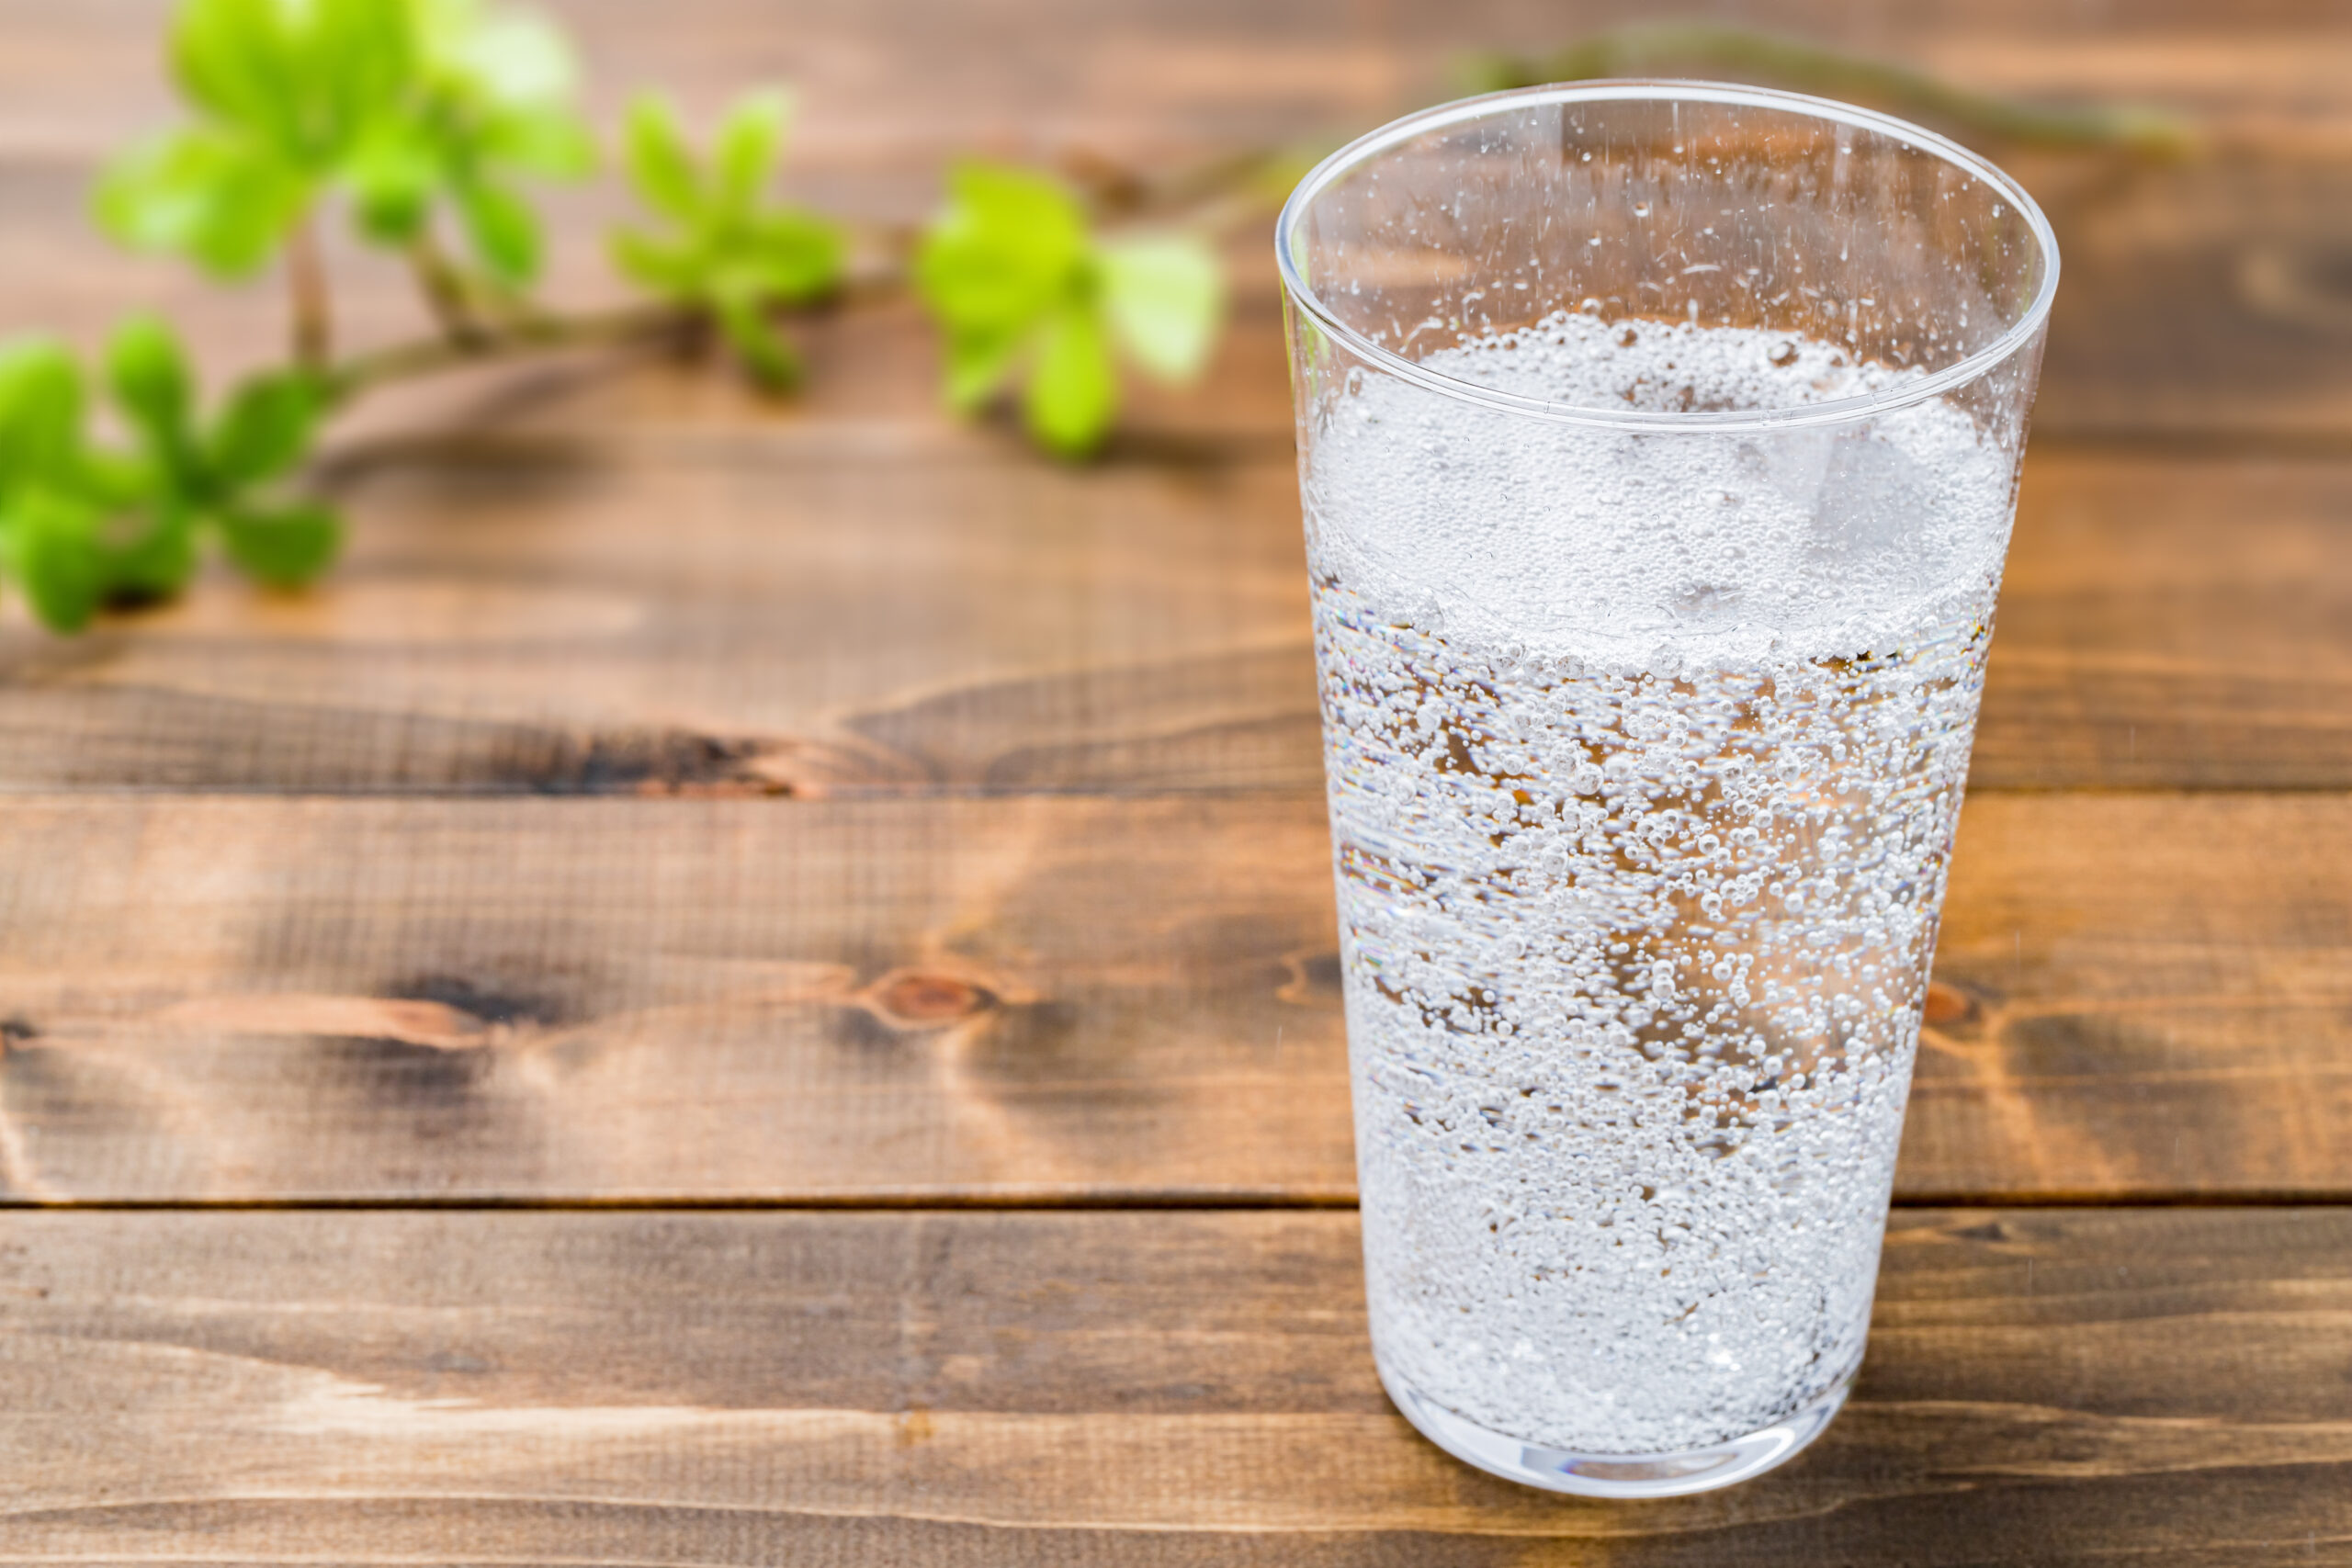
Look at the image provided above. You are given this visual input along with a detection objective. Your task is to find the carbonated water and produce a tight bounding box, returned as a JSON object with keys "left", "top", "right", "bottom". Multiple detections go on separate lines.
{"left": 1306, "top": 312, "right": 2016, "bottom": 1455}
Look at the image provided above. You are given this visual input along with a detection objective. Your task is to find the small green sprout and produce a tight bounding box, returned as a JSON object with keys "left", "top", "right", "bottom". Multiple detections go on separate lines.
{"left": 914, "top": 163, "right": 1224, "bottom": 457}
{"left": 611, "top": 94, "right": 846, "bottom": 390}
{"left": 97, "top": 0, "right": 594, "bottom": 324}
{"left": 0, "top": 322, "right": 339, "bottom": 632}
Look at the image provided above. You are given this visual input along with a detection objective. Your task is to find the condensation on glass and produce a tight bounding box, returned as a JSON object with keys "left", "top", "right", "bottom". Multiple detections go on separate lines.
{"left": 1278, "top": 83, "right": 2056, "bottom": 1497}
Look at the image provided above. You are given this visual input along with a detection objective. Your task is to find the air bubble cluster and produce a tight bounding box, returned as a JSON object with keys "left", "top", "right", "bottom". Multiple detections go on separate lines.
{"left": 1307, "top": 319, "right": 2018, "bottom": 1454}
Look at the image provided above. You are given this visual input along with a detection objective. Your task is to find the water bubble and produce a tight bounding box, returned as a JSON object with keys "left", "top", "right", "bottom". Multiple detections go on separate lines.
{"left": 1306, "top": 315, "right": 2008, "bottom": 1455}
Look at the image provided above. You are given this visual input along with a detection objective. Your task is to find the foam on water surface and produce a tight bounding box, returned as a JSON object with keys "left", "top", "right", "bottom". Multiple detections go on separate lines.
{"left": 1309, "top": 317, "right": 2017, "bottom": 1454}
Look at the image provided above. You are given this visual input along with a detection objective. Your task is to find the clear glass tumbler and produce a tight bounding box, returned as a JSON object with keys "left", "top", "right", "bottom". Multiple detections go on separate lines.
{"left": 1277, "top": 82, "right": 2056, "bottom": 1496}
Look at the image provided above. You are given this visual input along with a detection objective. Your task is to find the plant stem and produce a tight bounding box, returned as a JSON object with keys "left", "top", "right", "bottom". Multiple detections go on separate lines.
{"left": 1054, "top": 27, "right": 2194, "bottom": 246}
{"left": 407, "top": 235, "right": 492, "bottom": 349}
{"left": 1067, "top": 144, "right": 1320, "bottom": 227}
{"left": 288, "top": 211, "right": 334, "bottom": 370}
{"left": 325, "top": 252, "right": 912, "bottom": 407}
{"left": 1457, "top": 24, "right": 2197, "bottom": 157}
{"left": 309, "top": 28, "right": 2187, "bottom": 429}
{"left": 326, "top": 299, "right": 697, "bottom": 402}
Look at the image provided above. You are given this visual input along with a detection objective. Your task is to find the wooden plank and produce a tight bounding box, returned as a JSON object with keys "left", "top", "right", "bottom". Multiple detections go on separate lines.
{"left": 0, "top": 791, "right": 2341, "bottom": 1202}
{"left": 1, "top": 1206, "right": 2347, "bottom": 1562}
{"left": 1908, "top": 793, "right": 2352, "bottom": 1201}
{"left": 0, "top": 793, "right": 1357, "bottom": 1202}
{"left": 0, "top": 436, "right": 1325, "bottom": 796}
{"left": 3, "top": 0, "right": 2346, "bottom": 164}
{"left": 1975, "top": 452, "right": 2352, "bottom": 789}
{"left": 2, "top": 448, "right": 2342, "bottom": 795}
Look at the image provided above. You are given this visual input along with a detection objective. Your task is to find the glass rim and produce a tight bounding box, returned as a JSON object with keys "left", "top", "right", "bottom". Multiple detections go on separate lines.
{"left": 1274, "top": 79, "right": 2061, "bottom": 434}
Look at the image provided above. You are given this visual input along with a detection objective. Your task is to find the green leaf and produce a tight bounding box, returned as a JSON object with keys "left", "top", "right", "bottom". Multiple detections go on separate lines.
{"left": 8, "top": 488, "right": 107, "bottom": 632}
{"left": 345, "top": 125, "right": 438, "bottom": 243}
{"left": 916, "top": 162, "right": 1089, "bottom": 333}
{"left": 914, "top": 163, "right": 1136, "bottom": 442}
{"left": 1023, "top": 302, "right": 1116, "bottom": 457}
{"left": 714, "top": 93, "right": 786, "bottom": 219}
{"left": 951, "top": 163, "right": 1089, "bottom": 259}
{"left": 612, "top": 90, "right": 839, "bottom": 332}
{"left": 713, "top": 291, "right": 800, "bottom": 392}
{"left": 453, "top": 175, "right": 542, "bottom": 285}
{"left": 623, "top": 96, "right": 704, "bottom": 225}
{"left": 413, "top": 0, "right": 594, "bottom": 179}
{"left": 75, "top": 447, "right": 161, "bottom": 513}
{"left": 210, "top": 372, "right": 325, "bottom": 490}
{"left": 940, "top": 321, "right": 1029, "bottom": 413}
{"left": 610, "top": 228, "right": 701, "bottom": 297}
{"left": 315, "top": 0, "right": 589, "bottom": 271}
{"left": 220, "top": 501, "right": 344, "bottom": 587}
{"left": 170, "top": 0, "right": 415, "bottom": 172}
{"left": 422, "top": 0, "right": 576, "bottom": 107}
{"left": 315, "top": 0, "right": 420, "bottom": 149}
{"left": 1099, "top": 234, "right": 1224, "bottom": 383}
{"left": 96, "top": 129, "right": 308, "bottom": 276}
{"left": 101, "top": 503, "right": 202, "bottom": 601}
{"left": 172, "top": 0, "right": 306, "bottom": 148}
{"left": 732, "top": 209, "right": 843, "bottom": 302}
{"left": 0, "top": 341, "right": 89, "bottom": 496}
{"left": 105, "top": 317, "right": 198, "bottom": 459}
{"left": 481, "top": 106, "right": 597, "bottom": 178}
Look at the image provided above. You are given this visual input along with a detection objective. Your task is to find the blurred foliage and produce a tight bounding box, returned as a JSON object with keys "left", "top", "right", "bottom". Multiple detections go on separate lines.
{"left": 99, "top": 0, "right": 595, "bottom": 289}
{"left": 917, "top": 164, "right": 1222, "bottom": 457}
{"left": 613, "top": 94, "right": 845, "bottom": 389}
{"left": 0, "top": 1, "right": 2181, "bottom": 631}
{"left": 8, "top": 0, "right": 1228, "bottom": 631}
{"left": 0, "top": 323, "right": 333, "bottom": 630}
{"left": 1458, "top": 24, "right": 2196, "bottom": 159}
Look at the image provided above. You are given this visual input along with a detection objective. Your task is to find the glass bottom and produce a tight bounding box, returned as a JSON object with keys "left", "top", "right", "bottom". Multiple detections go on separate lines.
{"left": 1377, "top": 1361, "right": 1854, "bottom": 1498}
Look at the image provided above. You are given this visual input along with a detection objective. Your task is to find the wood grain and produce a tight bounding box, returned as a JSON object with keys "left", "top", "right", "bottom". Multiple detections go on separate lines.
{"left": 0, "top": 430, "right": 1323, "bottom": 796}
{"left": 0, "top": 791, "right": 2340, "bottom": 1203}
{"left": 1975, "top": 452, "right": 2352, "bottom": 789}
{"left": 6, "top": 1, "right": 2348, "bottom": 163}
{"left": 0, "top": 449, "right": 2344, "bottom": 795}
{"left": 0, "top": 3, "right": 2341, "bottom": 1561}
{"left": 1, "top": 1206, "right": 2347, "bottom": 1563}
{"left": 0, "top": 792, "right": 1357, "bottom": 1202}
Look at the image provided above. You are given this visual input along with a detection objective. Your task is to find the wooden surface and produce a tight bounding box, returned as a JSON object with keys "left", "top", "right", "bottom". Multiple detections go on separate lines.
{"left": 0, "top": 791, "right": 2345, "bottom": 1202}
{"left": 0, "top": 447, "right": 2346, "bottom": 795}
{"left": 6, "top": 1208, "right": 2351, "bottom": 1562}
{"left": 2, "top": 0, "right": 2348, "bottom": 1562}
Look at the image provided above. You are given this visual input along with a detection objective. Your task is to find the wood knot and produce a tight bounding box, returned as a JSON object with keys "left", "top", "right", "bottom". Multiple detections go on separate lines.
{"left": 1922, "top": 982, "right": 1976, "bottom": 1027}
{"left": 870, "top": 972, "right": 994, "bottom": 1028}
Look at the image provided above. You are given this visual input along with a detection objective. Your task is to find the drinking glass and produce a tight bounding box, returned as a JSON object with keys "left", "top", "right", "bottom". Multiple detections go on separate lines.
{"left": 1276, "top": 82, "right": 2056, "bottom": 1497}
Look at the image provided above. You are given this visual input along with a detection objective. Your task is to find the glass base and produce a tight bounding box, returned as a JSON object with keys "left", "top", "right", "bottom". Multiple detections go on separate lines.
{"left": 1377, "top": 1362, "right": 1854, "bottom": 1498}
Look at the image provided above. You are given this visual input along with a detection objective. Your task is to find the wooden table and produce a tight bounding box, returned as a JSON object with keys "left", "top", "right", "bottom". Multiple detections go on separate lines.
{"left": 3, "top": 2, "right": 2348, "bottom": 1561}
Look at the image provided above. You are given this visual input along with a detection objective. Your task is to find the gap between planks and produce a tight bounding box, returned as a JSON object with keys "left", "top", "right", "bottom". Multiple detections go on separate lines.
{"left": 5, "top": 1190, "right": 2349, "bottom": 1213}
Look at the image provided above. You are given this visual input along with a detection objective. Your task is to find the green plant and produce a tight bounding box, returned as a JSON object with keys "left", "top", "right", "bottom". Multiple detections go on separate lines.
{"left": 0, "top": 321, "right": 330, "bottom": 631}
{"left": 612, "top": 94, "right": 845, "bottom": 389}
{"left": 98, "top": 0, "right": 597, "bottom": 357}
{"left": 0, "top": 1, "right": 2182, "bottom": 634}
{"left": 916, "top": 163, "right": 1223, "bottom": 456}
{"left": 0, "top": 0, "right": 1231, "bottom": 632}
{"left": 0, "top": 340, "right": 143, "bottom": 632}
